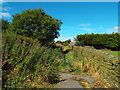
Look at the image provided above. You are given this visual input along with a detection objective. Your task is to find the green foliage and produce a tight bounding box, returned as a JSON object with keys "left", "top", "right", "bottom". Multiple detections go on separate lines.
{"left": 76, "top": 33, "right": 120, "bottom": 50}
{"left": 56, "top": 39, "right": 71, "bottom": 46}
{"left": 10, "top": 8, "right": 63, "bottom": 45}
{"left": 2, "top": 32, "right": 64, "bottom": 88}
{"left": 104, "top": 51, "right": 119, "bottom": 57}
{"left": 0, "top": 19, "right": 10, "bottom": 32}
{"left": 56, "top": 40, "right": 62, "bottom": 44}
{"left": 63, "top": 46, "right": 119, "bottom": 88}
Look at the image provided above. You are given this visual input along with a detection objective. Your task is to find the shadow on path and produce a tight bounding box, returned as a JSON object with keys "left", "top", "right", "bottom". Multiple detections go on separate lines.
{"left": 62, "top": 49, "right": 72, "bottom": 54}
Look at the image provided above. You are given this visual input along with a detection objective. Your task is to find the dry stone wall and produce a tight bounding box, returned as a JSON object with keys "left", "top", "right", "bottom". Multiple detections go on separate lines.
{"left": 73, "top": 46, "right": 119, "bottom": 88}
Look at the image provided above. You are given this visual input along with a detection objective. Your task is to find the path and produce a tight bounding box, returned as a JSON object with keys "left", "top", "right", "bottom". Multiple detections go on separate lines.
{"left": 55, "top": 73, "right": 95, "bottom": 88}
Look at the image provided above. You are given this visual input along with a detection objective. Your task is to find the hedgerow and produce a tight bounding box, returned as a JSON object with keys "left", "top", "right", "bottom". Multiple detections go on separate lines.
{"left": 76, "top": 33, "right": 120, "bottom": 50}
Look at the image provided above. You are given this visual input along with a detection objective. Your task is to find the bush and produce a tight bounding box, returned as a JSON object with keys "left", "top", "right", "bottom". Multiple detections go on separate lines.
{"left": 2, "top": 31, "right": 64, "bottom": 88}
{"left": 76, "top": 33, "right": 120, "bottom": 50}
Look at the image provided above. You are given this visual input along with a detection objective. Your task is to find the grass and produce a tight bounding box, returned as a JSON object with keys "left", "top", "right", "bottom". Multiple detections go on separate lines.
{"left": 61, "top": 46, "right": 119, "bottom": 88}
{"left": 73, "top": 77, "right": 93, "bottom": 88}
{"left": 2, "top": 32, "right": 64, "bottom": 88}
{"left": 62, "top": 46, "right": 71, "bottom": 51}
{"left": 104, "top": 51, "right": 120, "bottom": 57}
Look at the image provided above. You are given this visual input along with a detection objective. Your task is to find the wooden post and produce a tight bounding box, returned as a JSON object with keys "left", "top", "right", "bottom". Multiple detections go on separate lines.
{"left": 69, "top": 41, "right": 75, "bottom": 50}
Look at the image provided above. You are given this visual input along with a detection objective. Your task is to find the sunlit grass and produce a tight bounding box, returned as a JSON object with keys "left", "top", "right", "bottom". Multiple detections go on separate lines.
{"left": 62, "top": 46, "right": 71, "bottom": 51}
{"left": 73, "top": 77, "right": 93, "bottom": 88}
{"left": 61, "top": 46, "right": 119, "bottom": 88}
{"left": 104, "top": 51, "right": 119, "bottom": 57}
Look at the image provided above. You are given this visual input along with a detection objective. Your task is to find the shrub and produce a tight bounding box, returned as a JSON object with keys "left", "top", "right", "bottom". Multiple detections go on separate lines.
{"left": 76, "top": 33, "right": 120, "bottom": 50}
{"left": 2, "top": 31, "right": 64, "bottom": 88}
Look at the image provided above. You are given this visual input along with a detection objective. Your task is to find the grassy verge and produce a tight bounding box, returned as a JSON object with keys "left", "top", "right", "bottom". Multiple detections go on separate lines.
{"left": 104, "top": 51, "right": 119, "bottom": 57}
{"left": 60, "top": 46, "right": 119, "bottom": 88}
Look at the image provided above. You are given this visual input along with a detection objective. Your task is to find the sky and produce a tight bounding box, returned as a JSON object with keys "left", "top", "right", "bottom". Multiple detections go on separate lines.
{"left": 0, "top": 0, "right": 120, "bottom": 2}
{"left": 0, "top": 1, "right": 119, "bottom": 41}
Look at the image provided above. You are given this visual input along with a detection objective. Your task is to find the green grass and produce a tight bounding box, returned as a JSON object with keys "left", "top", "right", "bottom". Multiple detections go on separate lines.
{"left": 2, "top": 32, "right": 64, "bottom": 88}
{"left": 61, "top": 46, "right": 119, "bottom": 88}
{"left": 104, "top": 51, "right": 120, "bottom": 57}
{"left": 62, "top": 46, "right": 71, "bottom": 51}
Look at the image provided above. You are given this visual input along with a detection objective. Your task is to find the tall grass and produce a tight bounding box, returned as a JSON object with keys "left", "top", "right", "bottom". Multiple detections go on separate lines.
{"left": 62, "top": 46, "right": 119, "bottom": 88}
{"left": 2, "top": 31, "right": 64, "bottom": 88}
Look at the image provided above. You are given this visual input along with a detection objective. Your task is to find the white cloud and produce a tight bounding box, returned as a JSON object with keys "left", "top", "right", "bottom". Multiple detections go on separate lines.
{"left": 79, "top": 28, "right": 95, "bottom": 31}
{"left": 0, "top": 0, "right": 5, "bottom": 2}
{"left": 0, "top": 12, "right": 11, "bottom": 18}
{"left": 62, "top": 37, "right": 74, "bottom": 41}
{"left": 0, "top": 0, "right": 6, "bottom": 4}
{"left": 78, "top": 24, "right": 91, "bottom": 26}
{"left": 107, "top": 26, "right": 119, "bottom": 33}
{"left": 114, "top": 26, "right": 119, "bottom": 30}
{"left": 58, "top": 35, "right": 63, "bottom": 38}
{"left": 55, "top": 36, "right": 74, "bottom": 41}
{"left": 108, "top": 30, "right": 118, "bottom": 34}
{"left": 99, "top": 26, "right": 103, "bottom": 29}
{"left": 0, "top": 7, "right": 11, "bottom": 11}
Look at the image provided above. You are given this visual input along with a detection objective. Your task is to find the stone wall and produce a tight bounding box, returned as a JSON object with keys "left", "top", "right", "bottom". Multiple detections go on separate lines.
{"left": 73, "top": 46, "right": 119, "bottom": 88}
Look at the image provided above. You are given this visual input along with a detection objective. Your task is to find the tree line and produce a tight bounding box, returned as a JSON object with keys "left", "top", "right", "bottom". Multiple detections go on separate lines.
{"left": 56, "top": 39, "right": 71, "bottom": 46}
{"left": 76, "top": 33, "right": 120, "bottom": 50}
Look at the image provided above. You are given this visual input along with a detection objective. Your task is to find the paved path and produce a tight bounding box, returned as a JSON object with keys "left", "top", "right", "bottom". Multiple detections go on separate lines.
{"left": 55, "top": 73, "right": 95, "bottom": 88}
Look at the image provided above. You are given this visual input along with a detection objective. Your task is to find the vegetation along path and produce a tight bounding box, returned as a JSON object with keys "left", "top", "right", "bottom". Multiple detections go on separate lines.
{"left": 55, "top": 73, "right": 95, "bottom": 88}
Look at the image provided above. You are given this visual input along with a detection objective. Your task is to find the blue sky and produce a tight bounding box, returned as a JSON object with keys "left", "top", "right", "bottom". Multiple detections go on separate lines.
{"left": 1, "top": 0, "right": 120, "bottom": 2}
{"left": 1, "top": 1, "right": 118, "bottom": 41}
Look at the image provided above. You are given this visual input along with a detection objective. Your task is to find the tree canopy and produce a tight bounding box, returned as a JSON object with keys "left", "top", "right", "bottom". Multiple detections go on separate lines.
{"left": 76, "top": 33, "right": 120, "bottom": 50}
{"left": 56, "top": 39, "right": 71, "bottom": 46}
{"left": 0, "top": 19, "right": 9, "bottom": 32}
{"left": 10, "top": 9, "right": 63, "bottom": 45}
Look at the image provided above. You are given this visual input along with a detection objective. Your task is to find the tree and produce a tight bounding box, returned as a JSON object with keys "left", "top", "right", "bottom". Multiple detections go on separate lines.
{"left": 0, "top": 19, "right": 9, "bottom": 32}
{"left": 56, "top": 40, "right": 63, "bottom": 44}
{"left": 76, "top": 33, "right": 120, "bottom": 50}
{"left": 56, "top": 39, "right": 71, "bottom": 46}
{"left": 65, "top": 39, "right": 71, "bottom": 43}
{"left": 10, "top": 9, "right": 63, "bottom": 45}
